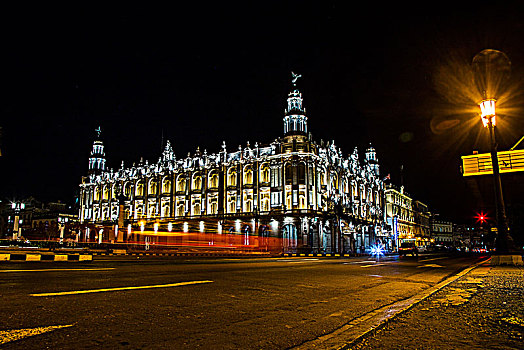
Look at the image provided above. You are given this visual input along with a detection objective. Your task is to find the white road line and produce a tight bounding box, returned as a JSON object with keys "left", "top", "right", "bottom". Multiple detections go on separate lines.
{"left": 0, "top": 268, "right": 115, "bottom": 273}
{"left": 30, "top": 280, "right": 214, "bottom": 297}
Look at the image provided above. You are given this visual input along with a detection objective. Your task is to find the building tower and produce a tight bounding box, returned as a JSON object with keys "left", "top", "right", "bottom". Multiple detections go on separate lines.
{"left": 283, "top": 72, "right": 307, "bottom": 136}
{"left": 88, "top": 126, "right": 106, "bottom": 176}
{"left": 365, "top": 144, "right": 380, "bottom": 176}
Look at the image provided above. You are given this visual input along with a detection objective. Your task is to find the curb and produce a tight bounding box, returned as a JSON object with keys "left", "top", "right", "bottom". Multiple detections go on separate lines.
{"left": 0, "top": 253, "right": 93, "bottom": 262}
{"left": 292, "top": 257, "right": 491, "bottom": 350}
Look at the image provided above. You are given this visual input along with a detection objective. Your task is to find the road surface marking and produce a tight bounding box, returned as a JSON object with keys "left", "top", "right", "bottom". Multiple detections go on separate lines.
{"left": 361, "top": 264, "right": 385, "bottom": 268}
{"left": 0, "top": 324, "right": 74, "bottom": 345}
{"left": 350, "top": 260, "right": 377, "bottom": 264}
{"left": 420, "top": 257, "right": 447, "bottom": 262}
{"left": 0, "top": 268, "right": 115, "bottom": 273}
{"left": 30, "top": 280, "right": 214, "bottom": 297}
{"left": 417, "top": 264, "right": 444, "bottom": 268}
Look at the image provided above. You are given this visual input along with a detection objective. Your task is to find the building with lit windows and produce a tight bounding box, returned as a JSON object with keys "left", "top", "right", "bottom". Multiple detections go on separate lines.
{"left": 431, "top": 219, "right": 453, "bottom": 244}
{"left": 385, "top": 185, "right": 415, "bottom": 249}
{"left": 78, "top": 75, "right": 388, "bottom": 254}
{"left": 413, "top": 200, "right": 431, "bottom": 244}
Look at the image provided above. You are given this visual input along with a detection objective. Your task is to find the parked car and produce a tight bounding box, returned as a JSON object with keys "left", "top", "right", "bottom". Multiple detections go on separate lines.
{"left": 398, "top": 242, "right": 418, "bottom": 257}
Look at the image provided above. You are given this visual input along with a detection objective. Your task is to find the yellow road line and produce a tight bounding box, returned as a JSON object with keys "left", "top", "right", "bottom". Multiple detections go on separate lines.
{"left": 0, "top": 324, "right": 74, "bottom": 345}
{"left": 0, "top": 268, "right": 115, "bottom": 273}
{"left": 361, "top": 264, "right": 385, "bottom": 268}
{"left": 420, "top": 257, "right": 447, "bottom": 262}
{"left": 30, "top": 280, "right": 214, "bottom": 297}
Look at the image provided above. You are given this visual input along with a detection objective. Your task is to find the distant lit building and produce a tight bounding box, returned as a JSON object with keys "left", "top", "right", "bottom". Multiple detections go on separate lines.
{"left": 413, "top": 200, "right": 431, "bottom": 243}
{"left": 385, "top": 185, "right": 415, "bottom": 249}
{"left": 431, "top": 219, "right": 453, "bottom": 245}
{"left": 0, "top": 198, "right": 78, "bottom": 241}
{"left": 78, "top": 75, "right": 388, "bottom": 254}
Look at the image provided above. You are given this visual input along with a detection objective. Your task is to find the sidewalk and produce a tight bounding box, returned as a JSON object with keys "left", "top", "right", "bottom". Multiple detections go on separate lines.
{"left": 350, "top": 261, "right": 524, "bottom": 349}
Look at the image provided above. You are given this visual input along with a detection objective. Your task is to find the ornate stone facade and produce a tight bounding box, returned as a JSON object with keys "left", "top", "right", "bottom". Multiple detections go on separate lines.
{"left": 79, "top": 75, "right": 387, "bottom": 253}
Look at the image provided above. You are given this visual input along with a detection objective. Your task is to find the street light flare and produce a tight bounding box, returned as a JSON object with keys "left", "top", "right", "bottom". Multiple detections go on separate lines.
{"left": 479, "top": 99, "right": 496, "bottom": 127}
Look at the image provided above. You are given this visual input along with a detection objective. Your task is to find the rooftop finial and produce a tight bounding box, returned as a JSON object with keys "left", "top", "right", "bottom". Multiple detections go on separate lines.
{"left": 95, "top": 126, "right": 102, "bottom": 138}
{"left": 291, "top": 71, "right": 302, "bottom": 86}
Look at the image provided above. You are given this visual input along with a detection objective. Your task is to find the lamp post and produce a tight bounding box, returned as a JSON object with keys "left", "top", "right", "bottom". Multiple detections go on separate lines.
{"left": 478, "top": 99, "right": 514, "bottom": 254}
{"left": 11, "top": 202, "right": 25, "bottom": 240}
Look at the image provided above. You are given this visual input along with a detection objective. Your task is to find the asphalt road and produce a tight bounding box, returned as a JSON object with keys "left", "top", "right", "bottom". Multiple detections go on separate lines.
{"left": 0, "top": 253, "right": 487, "bottom": 349}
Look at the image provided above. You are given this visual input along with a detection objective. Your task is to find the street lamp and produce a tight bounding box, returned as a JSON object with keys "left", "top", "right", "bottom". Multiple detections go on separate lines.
{"left": 11, "top": 202, "right": 25, "bottom": 240}
{"left": 478, "top": 99, "right": 514, "bottom": 254}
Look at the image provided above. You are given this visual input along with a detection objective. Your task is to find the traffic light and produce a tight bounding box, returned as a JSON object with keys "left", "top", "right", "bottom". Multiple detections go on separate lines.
{"left": 475, "top": 211, "right": 488, "bottom": 225}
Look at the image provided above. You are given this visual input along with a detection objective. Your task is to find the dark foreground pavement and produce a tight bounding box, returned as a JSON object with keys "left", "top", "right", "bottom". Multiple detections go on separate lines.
{"left": 351, "top": 261, "right": 524, "bottom": 350}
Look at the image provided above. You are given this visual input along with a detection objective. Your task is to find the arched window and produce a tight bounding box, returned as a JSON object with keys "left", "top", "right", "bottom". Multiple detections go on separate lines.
{"left": 286, "top": 192, "right": 292, "bottom": 210}
{"left": 298, "top": 163, "right": 306, "bottom": 184}
{"left": 261, "top": 196, "right": 270, "bottom": 212}
{"left": 135, "top": 181, "right": 144, "bottom": 196}
{"left": 94, "top": 186, "right": 101, "bottom": 201}
{"left": 124, "top": 183, "right": 132, "bottom": 198}
{"left": 243, "top": 167, "right": 253, "bottom": 185}
{"left": 208, "top": 171, "right": 219, "bottom": 188}
{"left": 227, "top": 168, "right": 237, "bottom": 186}
{"left": 285, "top": 163, "right": 293, "bottom": 185}
{"left": 176, "top": 176, "right": 186, "bottom": 192}
{"left": 299, "top": 194, "right": 306, "bottom": 209}
{"left": 102, "top": 186, "right": 109, "bottom": 200}
{"left": 210, "top": 201, "right": 218, "bottom": 215}
{"left": 260, "top": 163, "right": 270, "bottom": 183}
{"left": 191, "top": 199, "right": 201, "bottom": 216}
{"left": 161, "top": 201, "right": 170, "bottom": 217}
{"left": 111, "top": 184, "right": 117, "bottom": 199}
{"left": 148, "top": 179, "right": 157, "bottom": 195}
{"left": 162, "top": 177, "right": 171, "bottom": 193}
{"left": 192, "top": 174, "right": 202, "bottom": 191}
{"left": 227, "top": 194, "right": 236, "bottom": 213}
{"left": 176, "top": 202, "right": 185, "bottom": 217}
{"left": 243, "top": 191, "right": 253, "bottom": 213}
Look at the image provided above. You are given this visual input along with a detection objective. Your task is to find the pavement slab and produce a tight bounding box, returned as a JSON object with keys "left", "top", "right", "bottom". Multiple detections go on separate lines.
{"left": 350, "top": 263, "right": 524, "bottom": 350}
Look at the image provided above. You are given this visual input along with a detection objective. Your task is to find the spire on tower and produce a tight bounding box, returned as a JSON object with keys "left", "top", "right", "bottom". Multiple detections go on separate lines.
{"left": 88, "top": 126, "right": 106, "bottom": 175}
{"left": 283, "top": 72, "right": 308, "bottom": 136}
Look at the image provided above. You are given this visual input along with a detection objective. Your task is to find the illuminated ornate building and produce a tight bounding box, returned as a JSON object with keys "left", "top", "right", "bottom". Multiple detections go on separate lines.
{"left": 79, "top": 74, "right": 387, "bottom": 254}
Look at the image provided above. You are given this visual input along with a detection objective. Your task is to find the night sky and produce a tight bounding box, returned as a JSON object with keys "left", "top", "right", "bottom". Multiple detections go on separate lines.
{"left": 2, "top": 3, "right": 524, "bottom": 223}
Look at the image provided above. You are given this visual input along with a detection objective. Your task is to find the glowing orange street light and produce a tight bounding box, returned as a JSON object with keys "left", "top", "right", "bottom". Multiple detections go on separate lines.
{"left": 479, "top": 99, "right": 496, "bottom": 127}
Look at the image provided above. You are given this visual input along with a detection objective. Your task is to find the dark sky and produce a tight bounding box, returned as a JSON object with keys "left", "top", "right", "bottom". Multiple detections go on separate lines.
{"left": 2, "top": 3, "right": 524, "bottom": 223}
